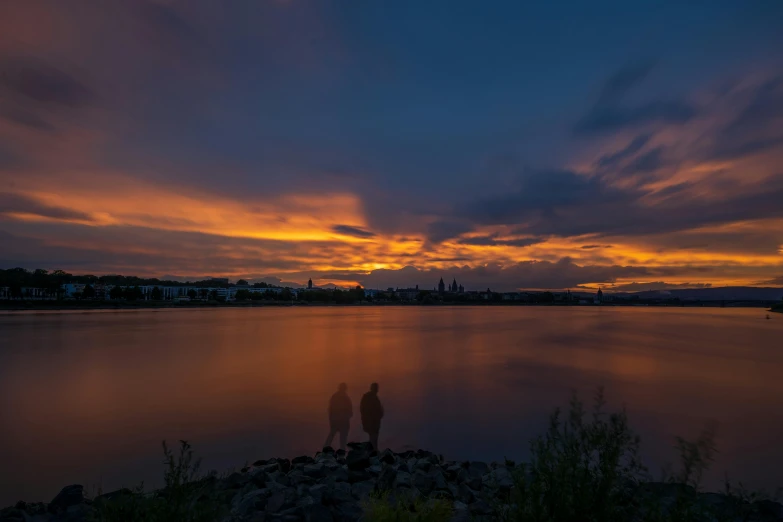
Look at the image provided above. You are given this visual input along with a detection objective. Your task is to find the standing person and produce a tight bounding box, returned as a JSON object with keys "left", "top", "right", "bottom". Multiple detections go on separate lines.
{"left": 360, "top": 382, "right": 384, "bottom": 450}
{"left": 324, "top": 383, "right": 352, "bottom": 451}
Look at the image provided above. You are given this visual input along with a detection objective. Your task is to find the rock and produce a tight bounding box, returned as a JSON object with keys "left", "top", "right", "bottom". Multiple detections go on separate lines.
{"left": 466, "top": 475, "right": 482, "bottom": 491}
{"left": 346, "top": 469, "right": 371, "bottom": 484}
{"left": 49, "top": 485, "right": 85, "bottom": 513}
{"left": 367, "top": 464, "right": 383, "bottom": 476}
{"left": 272, "top": 506, "right": 304, "bottom": 522}
{"left": 64, "top": 503, "right": 92, "bottom": 521}
{"left": 278, "top": 459, "right": 292, "bottom": 473}
{"left": 447, "top": 483, "right": 459, "bottom": 501}
{"left": 414, "top": 458, "right": 432, "bottom": 472}
{"left": 308, "top": 484, "right": 328, "bottom": 503}
{"left": 335, "top": 449, "right": 346, "bottom": 457}
{"left": 270, "top": 471, "right": 291, "bottom": 487}
{"left": 303, "top": 464, "right": 327, "bottom": 479}
{"left": 377, "top": 466, "right": 397, "bottom": 490}
{"left": 254, "top": 459, "right": 269, "bottom": 466}
{"left": 345, "top": 450, "right": 371, "bottom": 471}
{"left": 293, "top": 456, "right": 315, "bottom": 466}
{"left": 456, "top": 468, "right": 469, "bottom": 484}
{"left": 296, "top": 496, "right": 316, "bottom": 508}
{"left": 379, "top": 449, "right": 396, "bottom": 465}
{"left": 303, "top": 503, "right": 333, "bottom": 522}
{"left": 267, "top": 491, "right": 288, "bottom": 514}
{"left": 330, "top": 467, "right": 350, "bottom": 483}
{"left": 332, "top": 501, "right": 362, "bottom": 522}
{"left": 237, "top": 489, "right": 271, "bottom": 516}
{"left": 321, "top": 446, "right": 335, "bottom": 454}
{"left": 351, "top": 481, "right": 375, "bottom": 501}
{"left": 395, "top": 471, "right": 413, "bottom": 488}
{"left": 469, "top": 500, "right": 493, "bottom": 516}
{"left": 330, "top": 482, "right": 354, "bottom": 505}
{"left": 445, "top": 465, "right": 462, "bottom": 480}
{"left": 451, "top": 501, "right": 470, "bottom": 522}
{"left": 469, "top": 461, "right": 489, "bottom": 477}
{"left": 756, "top": 499, "right": 783, "bottom": 519}
{"left": 287, "top": 470, "right": 314, "bottom": 486}
{"left": 262, "top": 462, "right": 281, "bottom": 474}
{"left": 457, "top": 484, "right": 477, "bottom": 504}
{"left": 94, "top": 488, "right": 134, "bottom": 502}
{"left": 429, "top": 468, "right": 448, "bottom": 491}
{"left": 413, "top": 471, "right": 434, "bottom": 494}
{"left": 483, "top": 467, "right": 514, "bottom": 490}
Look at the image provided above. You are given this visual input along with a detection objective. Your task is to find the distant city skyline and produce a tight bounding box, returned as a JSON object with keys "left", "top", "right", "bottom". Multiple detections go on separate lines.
{"left": 1, "top": 2, "right": 782, "bottom": 290}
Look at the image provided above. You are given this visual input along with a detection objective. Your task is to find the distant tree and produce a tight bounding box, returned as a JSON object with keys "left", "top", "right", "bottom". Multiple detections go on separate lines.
{"left": 109, "top": 286, "right": 124, "bottom": 300}
{"left": 235, "top": 289, "right": 251, "bottom": 301}
{"left": 236, "top": 279, "right": 249, "bottom": 286}
{"left": 199, "top": 289, "right": 209, "bottom": 300}
{"left": 124, "top": 286, "right": 143, "bottom": 301}
{"left": 209, "top": 289, "right": 219, "bottom": 301}
{"left": 187, "top": 289, "right": 197, "bottom": 300}
{"left": 82, "top": 284, "right": 96, "bottom": 299}
{"left": 10, "top": 284, "right": 22, "bottom": 299}
{"left": 151, "top": 286, "right": 162, "bottom": 300}
{"left": 280, "top": 288, "right": 293, "bottom": 301}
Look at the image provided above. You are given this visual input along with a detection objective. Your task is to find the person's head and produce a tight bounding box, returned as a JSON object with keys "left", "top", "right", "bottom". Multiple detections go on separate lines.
{"left": 370, "top": 382, "right": 379, "bottom": 394}
{"left": 338, "top": 382, "right": 347, "bottom": 393}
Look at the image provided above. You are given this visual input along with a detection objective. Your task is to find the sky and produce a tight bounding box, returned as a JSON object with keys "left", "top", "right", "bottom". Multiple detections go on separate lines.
{"left": 1, "top": 0, "right": 782, "bottom": 291}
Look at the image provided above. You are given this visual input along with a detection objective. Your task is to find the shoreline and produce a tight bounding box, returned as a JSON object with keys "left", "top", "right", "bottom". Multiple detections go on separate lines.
{"left": 1, "top": 301, "right": 778, "bottom": 313}
{"left": 3, "top": 444, "right": 781, "bottom": 522}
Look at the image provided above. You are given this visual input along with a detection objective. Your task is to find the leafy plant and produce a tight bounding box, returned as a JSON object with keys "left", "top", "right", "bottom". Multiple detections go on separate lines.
{"left": 92, "top": 440, "right": 222, "bottom": 522}
{"left": 503, "top": 388, "right": 647, "bottom": 522}
{"left": 364, "top": 491, "right": 452, "bottom": 522}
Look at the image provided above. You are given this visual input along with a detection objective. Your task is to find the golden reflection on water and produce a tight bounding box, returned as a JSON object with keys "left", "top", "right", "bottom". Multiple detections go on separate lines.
{"left": 0, "top": 307, "right": 781, "bottom": 504}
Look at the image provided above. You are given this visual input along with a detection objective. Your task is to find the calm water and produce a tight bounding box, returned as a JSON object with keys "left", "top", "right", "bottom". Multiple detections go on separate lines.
{"left": 0, "top": 306, "right": 781, "bottom": 505}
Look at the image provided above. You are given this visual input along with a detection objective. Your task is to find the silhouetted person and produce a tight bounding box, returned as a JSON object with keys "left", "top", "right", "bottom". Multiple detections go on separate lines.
{"left": 324, "top": 383, "right": 352, "bottom": 451}
{"left": 360, "top": 382, "right": 384, "bottom": 450}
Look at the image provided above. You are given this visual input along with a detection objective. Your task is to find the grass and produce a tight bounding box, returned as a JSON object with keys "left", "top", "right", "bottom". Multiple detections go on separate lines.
{"left": 91, "top": 440, "right": 224, "bottom": 522}
{"left": 363, "top": 492, "right": 453, "bottom": 522}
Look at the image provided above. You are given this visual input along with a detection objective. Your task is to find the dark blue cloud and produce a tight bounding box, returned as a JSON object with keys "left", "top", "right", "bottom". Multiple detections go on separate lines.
{"left": 0, "top": 58, "right": 94, "bottom": 108}
{"left": 456, "top": 235, "right": 543, "bottom": 248}
{"left": 331, "top": 224, "right": 376, "bottom": 238}
{"left": 595, "top": 134, "right": 652, "bottom": 169}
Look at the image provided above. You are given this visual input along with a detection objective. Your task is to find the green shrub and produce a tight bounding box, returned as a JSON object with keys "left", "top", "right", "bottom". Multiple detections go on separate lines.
{"left": 502, "top": 388, "right": 646, "bottom": 522}
{"left": 364, "top": 491, "right": 452, "bottom": 522}
{"left": 91, "top": 440, "right": 223, "bottom": 522}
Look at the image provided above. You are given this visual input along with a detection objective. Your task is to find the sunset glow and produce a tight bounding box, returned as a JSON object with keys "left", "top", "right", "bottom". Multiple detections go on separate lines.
{"left": 1, "top": 1, "right": 781, "bottom": 291}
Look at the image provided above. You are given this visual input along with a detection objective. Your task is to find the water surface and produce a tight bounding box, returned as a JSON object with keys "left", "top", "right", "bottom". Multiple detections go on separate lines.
{"left": 1, "top": 306, "right": 781, "bottom": 505}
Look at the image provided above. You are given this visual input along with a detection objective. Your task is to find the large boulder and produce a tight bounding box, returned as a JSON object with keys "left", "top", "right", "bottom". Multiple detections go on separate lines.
{"left": 351, "top": 481, "right": 375, "bottom": 501}
{"left": 49, "top": 485, "right": 85, "bottom": 514}
{"left": 303, "top": 464, "right": 327, "bottom": 479}
{"left": 345, "top": 450, "right": 371, "bottom": 472}
{"left": 482, "top": 467, "right": 514, "bottom": 490}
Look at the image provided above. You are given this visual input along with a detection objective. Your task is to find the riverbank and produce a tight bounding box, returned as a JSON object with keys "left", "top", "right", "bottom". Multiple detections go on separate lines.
{"left": 2, "top": 443, "right": 781, "bottom": 522}
{"left": 1, "top": 300, "right": 779, "bottom": 312}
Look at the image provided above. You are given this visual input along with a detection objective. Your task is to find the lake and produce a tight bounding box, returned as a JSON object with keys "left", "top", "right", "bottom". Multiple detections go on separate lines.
{"left": 0, "top": 306, "right": 781, "bottom": 505}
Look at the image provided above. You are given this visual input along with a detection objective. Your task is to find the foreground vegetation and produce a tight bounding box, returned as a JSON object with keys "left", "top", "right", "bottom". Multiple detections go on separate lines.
{"left": 3, "top": 391, "right": 780, "bottom": 522}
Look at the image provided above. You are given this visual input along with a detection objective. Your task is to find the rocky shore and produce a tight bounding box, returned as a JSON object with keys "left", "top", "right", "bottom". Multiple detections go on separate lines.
{"left": 2, "top": 444, "right": 782, "bottom": 522}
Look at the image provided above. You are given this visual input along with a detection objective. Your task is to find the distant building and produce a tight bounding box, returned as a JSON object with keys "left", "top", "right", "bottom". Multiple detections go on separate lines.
{"left": 438, "top": 277, "right": 446, "bottom": 294}
{"left": 308, "top": 278, "right": 313, "bottom": 290}
{"left": 595, "top": 288, "right": 604, "bottom": 304}
{"left": 395, "top": 285, "right": 419, "bottom": 301}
